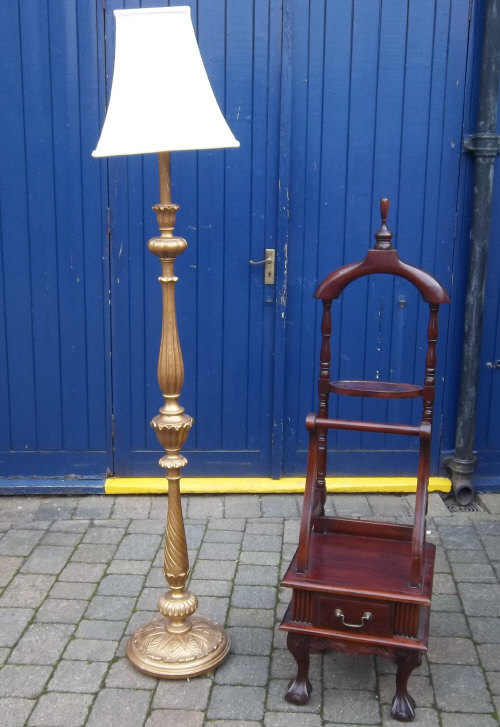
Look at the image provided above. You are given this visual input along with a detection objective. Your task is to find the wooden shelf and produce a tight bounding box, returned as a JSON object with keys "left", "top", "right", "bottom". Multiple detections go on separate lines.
{"left": 329, "top": 380, "right": 423, "bottom": 399}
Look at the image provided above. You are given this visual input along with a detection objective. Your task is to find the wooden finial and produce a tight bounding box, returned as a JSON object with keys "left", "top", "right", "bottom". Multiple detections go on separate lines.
{"left": 374, "top": 197, "right": 393, "bottom": 250}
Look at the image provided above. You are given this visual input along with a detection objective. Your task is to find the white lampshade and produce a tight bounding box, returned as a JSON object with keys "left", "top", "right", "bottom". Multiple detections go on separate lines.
{"left": 92, "top": 6, "right": 239, "bottom": 157}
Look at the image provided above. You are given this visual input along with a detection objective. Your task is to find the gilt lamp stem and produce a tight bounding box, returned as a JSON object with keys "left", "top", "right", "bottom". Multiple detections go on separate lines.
{"left": 126, "top": 152, "right": 230, "bottom": 677}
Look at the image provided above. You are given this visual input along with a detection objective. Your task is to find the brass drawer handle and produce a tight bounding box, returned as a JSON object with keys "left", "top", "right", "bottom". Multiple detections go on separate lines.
{"left": 334, "top": 608, "right": 373, "bottom": 629}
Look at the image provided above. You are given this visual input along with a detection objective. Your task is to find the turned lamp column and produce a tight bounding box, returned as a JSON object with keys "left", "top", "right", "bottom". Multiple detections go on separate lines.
{"left": 150, "top": 150, "right": 194, "bottom": 628}
{"left": 126, "top": 152, "right": 230, "bottom": 676}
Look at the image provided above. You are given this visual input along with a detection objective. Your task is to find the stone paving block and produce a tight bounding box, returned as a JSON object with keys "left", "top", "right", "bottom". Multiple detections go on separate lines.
{"left": 265, "top": 714, "right": 322, "bottom": 727}
{"left": 226, "top": 626, "right": 273, "bottom": 655}
{"left": 429, "top": 611, "right": 471, "bottom": 637}
{"left": 227, "top": 607, "right": 275, "bottom": 628}
{"left": 323, "top": 687, "right": 381, "bottom": 724}
{"left": 430, "top": 594, "right": 462, "bottom": 612}
{"left": 135, "top": 586, "right": 163, "bottom": 611}
{"left": 203, "top": 528, "right": 244, "bottom": 544}
{"left": 469, "top": 617, "right": 500, "bottom": 643}
{"left": 241, "top": 533, "right": 282, "bottom": 552}
{"left": 191, "top": 559, "right": 237, "bottom": 581}
{"left": 0, "top": 664, "right": 52, "bottom": 698}
{"left": 40, "top": 531, "right": 82, "bottom": 547}
{"left": 477, "top": 494, "right": 500, "bottom": 514}
{"left": 215, "top": 653, "right": 270, "bottom": 686}
{"left": 35, "top": 598, "right": 88, "bottom": 624}
{"left": 148, "top": 496, "right": 168, "bottom": 519}
{"left": 153, "top": 677, "right": 212, "bottom": 710}
{"left": 450, "top": 561, "right": 497, "bottom": 582}
{"left": 105, "top": 658, "right": 157, "bottom": 689}
{"left": 49, "top": 580, "right": 96, "bottom": 600}
{"left": 49, "top": 520, "right": 90, "bottom": 533}
{"left": 481, "top": 535, "right": 500, "bottom": 560}
{"left": 437, "top": 525, "right": 481, "bottom": 549}
{"left": 189, "top": 579, "right": 232, "bottom": 597}
{"left": 231, "top": 585, "right": 277, "bottom": 609}
{"left": 261, "top": 495, "right": 299, "bottom": 517}
{"left": 0, "top": 573, "right": 55, "bottom": 608}
{"left": 208, "top": 517, "right": 246, "bottom": 531}
{"left": 114, "top": 534, "right": 161, "bottom": 561}
{"left": 0, "top": 498, "right": 40, "bottom": 520}
{"left": 185, "top": 523, "right": 207, "bottom": 549}
{"left": 28, "top": 692, "right": 93, "bottom": 727}
{"left": 198, "top": 541, "right": 240, "bottom": 561}
{"left": 323, "top": 652, "right": 377, "bottom": 691}
{"left": 107, "top": 559, "right": 151, "bottom": 575}
{"left": 145, "top": 710, "right": 204, "bottom": 727}
{"left": 446, "top": 547, "right": 489, "bottom": 564}
{"left": 477, "top": 643, "right": 500, "bottom": 670}
{"left": 0, "top": 529, "right": 44, "bottom": 556}
{"left": 266, "top": 678, "right": 322, "bottom": 713}
{"left": 485, "top": 671, "right": 500, "bottom": 695}
{"left": 21, "top": 545, "right": 73, "bottom": 575}
{"left": 283, "top": 519, "right": 300, "bottom": 544}
{"left": 47, "top": 659, "right": 107, "bottom": 693}
{"left": 82, "top": 526, "right": 126, "bottom": 544}
{"left": 431, "top": 664, "right": 492, "bottom": 713}
{"left": 9, "top": 623, "right": 75, "bottom": 665}
{"left": 238, "top": 550, "right": 281, "bottom": 566}
{"left": 246, "top": 519, "right": 283, "bottom": 535}
{"left": 235, "top": 564, "right": 279, "bottom": 586}
{"left": 432, "top": 573, "right": 457, "bottom": 594}
{"left": 97, "top": 574, "right": 145, "bottom": 596}
{"left": 368, "top": 494, "right": 411, "bottom": 516}
{"left": 63, "top": 637, "right": 119, "bottom": 661}
{"left": 208, "top": 684, "right": 266, "bottom": 721}
{"left": 0, "top": 607, "right": 33, "bottom": 646}
{"left": 33, "top": 498, "right": 80, "bottom": 520}
{"left": 74, "top": 496, "right": 114, "bottom": 519}
{"left": 195, "top": 596, "right": 229, "bottom": 626}
{"left": 224, "top": 495, "right": 262, "bottom": 519}
{"left": 333, "top": 495, "right": 373, "bottom": 517}
{"left": 125, "top": 610, "right": 157, "bottom": 636}
{"left": 145, "top": 567, "right": 165, "bottom": 587}
{"left": 87, "top": 688, "right": 152, "bottom": 727}
{"left": 85, "top": 595, "right": 136, "bottom": 621}
{"left": 58, "top": 562, "right": 107, "bottom": 582}
{"left": 427, "top": 636, "right": 478, "bottom": 665}
{"left": 70, "top": 543, "right": 118, "bottom": 563}
{"left": 127, "top": 519, "right": 165, "bottom": 534}
{"left": 441, "top": 715, "right": 500, "bottom": 727}
{"left": 0, "top": 556, "right": 23, "bottom": 587}
{"left": 458, "top": 582, "right": 500, "bottom": 617}
{"left": 0, "top": 697, "right": 35, "bottom": 727}
{"left": 112, "top": 496, "right": 152, "bottom": 519}
{"left": 188, "top": 496, "right": 224, "bottom": 519}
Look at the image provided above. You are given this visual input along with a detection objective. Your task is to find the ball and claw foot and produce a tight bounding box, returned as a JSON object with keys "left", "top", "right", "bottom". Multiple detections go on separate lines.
{"left": 391, "top": 691, "right": 416, "bottom": 722}
{"left": 285, "top": 677, "right": 313, "bottom": 705}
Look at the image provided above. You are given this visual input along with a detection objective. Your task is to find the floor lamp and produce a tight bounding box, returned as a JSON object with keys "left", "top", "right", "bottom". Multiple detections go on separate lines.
{"left": 93, "top": 6, "right": 239, "bottom": 678}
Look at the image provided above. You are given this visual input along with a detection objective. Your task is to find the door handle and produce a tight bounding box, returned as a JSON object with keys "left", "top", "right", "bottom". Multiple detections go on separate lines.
{"left": 249, "top": 249, "right": 275, "bottom": 285}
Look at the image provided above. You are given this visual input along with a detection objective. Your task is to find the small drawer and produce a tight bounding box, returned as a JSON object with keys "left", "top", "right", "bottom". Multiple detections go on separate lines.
{"left": 316, "top": 594, "right": 394, "bottom": 637}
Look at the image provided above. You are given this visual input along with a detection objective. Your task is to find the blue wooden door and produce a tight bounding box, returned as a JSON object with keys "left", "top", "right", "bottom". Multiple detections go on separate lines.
{"left": 0, "top": 1, "right": 112, "bottom": 479}
{"left": 281, "top": 0, "right": 474, "bottom": 475}
{"left": 106, "top": 0, "right": 284, "bottom": 476}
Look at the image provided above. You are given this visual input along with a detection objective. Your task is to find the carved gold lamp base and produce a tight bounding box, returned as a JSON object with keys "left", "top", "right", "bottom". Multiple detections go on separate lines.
{"left": 126, "top": 613, "right": 230, "bottom": 679}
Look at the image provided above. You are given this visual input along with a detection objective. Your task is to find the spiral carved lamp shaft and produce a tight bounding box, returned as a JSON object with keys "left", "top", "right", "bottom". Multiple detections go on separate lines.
{"left": 92, "top": 6, "right": 238, "bottom": 677}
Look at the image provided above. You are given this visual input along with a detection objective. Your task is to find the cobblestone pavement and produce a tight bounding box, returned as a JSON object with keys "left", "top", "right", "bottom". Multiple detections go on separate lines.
{"left": 0, "top": 491, "right": 499, "bottom": 727}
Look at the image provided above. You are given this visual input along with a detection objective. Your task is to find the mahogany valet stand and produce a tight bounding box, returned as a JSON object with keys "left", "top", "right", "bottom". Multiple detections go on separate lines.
{"left": 280, "top": 199, "right": 450, "bottom": 722}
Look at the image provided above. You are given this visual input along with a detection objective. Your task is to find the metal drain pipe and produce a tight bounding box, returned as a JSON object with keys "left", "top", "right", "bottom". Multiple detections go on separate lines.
{"left": 448, "top": 0, "right": 500, "bottom": 504}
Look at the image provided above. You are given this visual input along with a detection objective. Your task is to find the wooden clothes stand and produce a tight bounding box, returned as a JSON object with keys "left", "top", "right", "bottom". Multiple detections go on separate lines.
{"left": 280, "top": 199, "right": 450, "bottom": 722}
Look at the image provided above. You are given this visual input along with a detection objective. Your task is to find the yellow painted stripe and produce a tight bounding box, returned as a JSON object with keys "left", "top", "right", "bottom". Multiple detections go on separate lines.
{"left": 105, "top": 476, "right": 451, "bottom": 495}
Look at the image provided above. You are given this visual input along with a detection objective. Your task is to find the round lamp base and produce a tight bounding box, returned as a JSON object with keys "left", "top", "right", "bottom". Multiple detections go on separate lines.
{"left": 126, "top": 614, "right": 230, "bottom": 679}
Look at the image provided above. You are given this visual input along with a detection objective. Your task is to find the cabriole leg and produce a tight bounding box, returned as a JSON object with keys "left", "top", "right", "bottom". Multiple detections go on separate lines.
{"left": 391, "top": 650, "right": 422, "bottom": 722}
{"left": 285, "top": 632, "right": 313, "bottom": 704}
